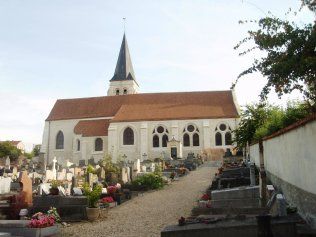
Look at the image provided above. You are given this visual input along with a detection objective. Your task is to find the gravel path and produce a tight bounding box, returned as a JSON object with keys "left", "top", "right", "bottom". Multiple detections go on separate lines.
{"left": 62, "top": 165, "right": 216, "bottom": 237}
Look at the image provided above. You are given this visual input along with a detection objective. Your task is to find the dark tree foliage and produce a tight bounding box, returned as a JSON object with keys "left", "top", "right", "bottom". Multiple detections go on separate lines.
{"left": 233, "top": 101, "right": 310, "bottom": 149}
{"left": 233, "top": 103, "right": 269, "bottom": 149}
{"left": 0, "top": 141, "right": 22, "bottom": 160}
{"left": 233, "top": 6, "right": 316, "bottom": 110}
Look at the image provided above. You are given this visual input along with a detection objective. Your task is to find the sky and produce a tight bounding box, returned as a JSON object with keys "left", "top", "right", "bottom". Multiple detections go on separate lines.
{"left": 0, "top": 0, "right": 314, "bottom": 151}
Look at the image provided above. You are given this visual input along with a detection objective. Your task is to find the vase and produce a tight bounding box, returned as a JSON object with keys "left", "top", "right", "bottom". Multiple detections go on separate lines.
{"left": 49, "top": 188, "right": 59, "bottom": 195}
{"left": 86, "top": 207, "right": 100, "bottom": 221}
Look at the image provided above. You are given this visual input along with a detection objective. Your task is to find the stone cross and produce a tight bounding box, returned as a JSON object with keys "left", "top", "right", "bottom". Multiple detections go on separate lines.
{"left": 52, "top": 157, "right": 57, "bottom": 180}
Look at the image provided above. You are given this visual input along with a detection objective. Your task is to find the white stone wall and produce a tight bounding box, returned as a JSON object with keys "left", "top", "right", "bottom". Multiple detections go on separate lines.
{"left": 109, "top": 118, "right": 238, "bottom": 163}
{"left": 40, "top": 118, "right": 109, "bottom": 166}
{"left": 249, "top": 120, "right": 316, "bottom": 195}
{"left": 41, "top": 117, "right": 238, "bottom": 166}
{"left": 107, "top": 80, "right": 139, "bottom": 96}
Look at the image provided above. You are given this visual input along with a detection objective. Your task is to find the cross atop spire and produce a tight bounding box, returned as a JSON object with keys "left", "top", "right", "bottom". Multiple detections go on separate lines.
{"left": 110, "top": 34, "right": 136, "bottom": 83}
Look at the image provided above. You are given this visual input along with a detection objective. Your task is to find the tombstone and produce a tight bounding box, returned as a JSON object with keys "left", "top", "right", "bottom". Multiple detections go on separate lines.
{"left": 66, "top": 172, "right": 73, "bottom": 182}
{"left": 141, "top": 165, "right": 147, "bottom": 172}
{"left": 88, "top": 158, "right": 96, "bottom": 166}
{"left": 19, "top": 171, "right": 33, "bottom": 205}
{"left": 45, "top": 169, "right": 54, "bottom": 182}
{"left": 0, "top": 177, "right": 11, "bottom": 194}
{"left": 150, "top": 163, "right": 155, "bottom": 172}
{"left": 135, "top": 159, "right": 141, "bottom": 173}
{"left": 5, "top": 156, "right": 10, "bottom": 169}
{"left": 79, "top": 159, "right": 86, "bottom": 167}
{"left": 121, "top": 167, "right": 129, "bottom": 183}
{"left": 88, "top": 173, "right": 98, "bottom": 187}
{"left": 58, "top": 186, "right": 66, "bottom": 196}
{"left": 276, "top": 194, "right": 287, "bottom": 217}
{"left": 73, "top": 187, "right": 83, "bottom": 196}
{"left": 126, "top": 166, "right": 131, "bottom": 182}
{"left": 38, "top": 183, "right": 50, "bottom": 195}
{"left": 12, "top": 166, "right": 18, "bottom": 176}
{"left": 52, "top": 157, "right": 57, "bottom": 180}
{"left": 250, "top": 162, "right": 256, "bottom": 186}
{"left": 100, "top": 168, "right": 106, "bottom": 179}
{"left": 224, "top": 148, "right": 232, "bottom": 157}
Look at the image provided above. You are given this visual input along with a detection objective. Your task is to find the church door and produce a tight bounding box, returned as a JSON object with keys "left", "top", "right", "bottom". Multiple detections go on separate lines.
{"left": 171, "top": 147, "right": 177, "bottom": 159}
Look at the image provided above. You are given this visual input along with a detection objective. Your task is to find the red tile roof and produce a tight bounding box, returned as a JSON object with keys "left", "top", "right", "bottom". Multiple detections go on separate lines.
{"left": 46, "top": 91, "right": 239, "bottom": 122}
{"left": 74, "top": 119, "right": 110, "bottom": 137}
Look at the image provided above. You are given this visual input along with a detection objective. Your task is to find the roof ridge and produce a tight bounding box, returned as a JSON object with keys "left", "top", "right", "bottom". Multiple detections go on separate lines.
{"left": 56, "top": 90, "right": 233, "bottom": 101}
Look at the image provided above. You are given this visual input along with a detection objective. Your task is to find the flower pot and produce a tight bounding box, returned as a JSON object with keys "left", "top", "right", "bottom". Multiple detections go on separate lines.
{"left": 86, "top": 207, "right": 100, "bottom": 221}
{"left": 49, "top": 188, "right": 59, "bottom": 195}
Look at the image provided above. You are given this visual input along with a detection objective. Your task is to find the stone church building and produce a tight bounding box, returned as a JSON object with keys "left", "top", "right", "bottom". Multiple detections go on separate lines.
{"left": 40, "top": 34, "right": 240, "bottom": 165}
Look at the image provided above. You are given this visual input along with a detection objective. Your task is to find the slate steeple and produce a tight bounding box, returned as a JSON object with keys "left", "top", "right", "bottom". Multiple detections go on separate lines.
{"left": 107, "top": 34, "right": 140, "bottom": 96}
{"left": 110, "top": 34, "right": 137, "bottom": 83}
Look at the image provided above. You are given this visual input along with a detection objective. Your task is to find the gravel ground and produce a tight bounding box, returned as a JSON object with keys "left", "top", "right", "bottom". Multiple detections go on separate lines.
{"left": 62, "top": 165, "right": 216, "bottom": 237}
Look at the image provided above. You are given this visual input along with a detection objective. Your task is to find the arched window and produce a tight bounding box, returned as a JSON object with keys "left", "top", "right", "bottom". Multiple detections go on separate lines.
{"left": 183, "top": 124, "right": 200, "bottom": 147}
{"left": 95, "top": 138, "right": 103, "bottom": 151}
{"left": 152, "top": 125, "right": 169, "bottom": 148}
{"left": 215, "top": 132, "right": 222, "bottom": 146}
{"left": 123, "top": 89, "right": 127, "bottom": 95}
{"left": 77, "top": 139, "right": 80, "bottom": 151}
{"left": 215, "top": 123, "right": 232, "bottom": 146}
{"left": 56, "top": 131, "right": 64, "bottom": 149}
{"left": 116, "top": 89, "right": 120, "bottom": 95}
{"left": 193, "top": 133, "right": 199, "bottom": 146}
{"left": 183, "top": 133, "right": 190, "bottom": 147}
{"left": 225, "top": 132, "right": 232, "bottom": 145}
{"left": 123, "top": 127, "right": 134, "bottom": 145}
{"left": 153, "top": 135, "right": 159, "bottom": 148}
{"left": 162, "top": 134, "right": 169, "bottom": 147}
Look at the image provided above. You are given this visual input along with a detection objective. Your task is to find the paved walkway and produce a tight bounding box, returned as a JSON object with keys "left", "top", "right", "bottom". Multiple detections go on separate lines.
{"left": 62, "top": 165, "right": 216, "bottom": 237}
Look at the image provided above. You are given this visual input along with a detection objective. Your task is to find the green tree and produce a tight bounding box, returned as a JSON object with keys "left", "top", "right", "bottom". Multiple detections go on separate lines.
{"left": 233, "top": 5, "right": 316, "bottom": 110}
{"left": 233, "top": 103, "right": 271, "bottom": 149}
{"left": 0, "top": 142, "right": 22, "bottom": 160}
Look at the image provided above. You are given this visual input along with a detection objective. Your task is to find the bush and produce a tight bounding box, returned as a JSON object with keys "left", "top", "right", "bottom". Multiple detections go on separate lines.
{"left": 132, "top": 173, "right": 164, "bottom": 190}
{"left": 83, "top": 183, "right": 102, "bottom": 208}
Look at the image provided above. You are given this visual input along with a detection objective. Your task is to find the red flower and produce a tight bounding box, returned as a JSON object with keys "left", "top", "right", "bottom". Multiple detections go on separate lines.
{"left": 201, "top": 194, "right": 210, "bottom": 201}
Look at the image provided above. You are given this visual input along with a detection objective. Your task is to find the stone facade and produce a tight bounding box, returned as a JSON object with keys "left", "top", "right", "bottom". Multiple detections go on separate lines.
{"left": 41, "top": 117, "right": 238, "bottom": 165}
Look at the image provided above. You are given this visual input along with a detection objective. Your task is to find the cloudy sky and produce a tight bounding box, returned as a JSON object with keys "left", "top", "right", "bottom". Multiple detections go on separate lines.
{"left": 0, "top": 0, "right": 314, "bottom": 151}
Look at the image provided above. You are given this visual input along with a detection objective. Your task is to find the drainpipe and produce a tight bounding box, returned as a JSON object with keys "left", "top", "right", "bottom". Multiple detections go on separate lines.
{"left": 259, "top": 139, "right": 267, "bottom": 207}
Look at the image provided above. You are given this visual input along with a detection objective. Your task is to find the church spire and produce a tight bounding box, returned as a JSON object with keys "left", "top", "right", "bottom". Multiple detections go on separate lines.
{"left": 110, "top": 34, "right": 136, "bottom": 82}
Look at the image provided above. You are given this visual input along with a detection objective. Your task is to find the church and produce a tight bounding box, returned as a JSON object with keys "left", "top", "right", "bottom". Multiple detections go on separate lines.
{"left": 40, "top": 34, "right": 240, "bottom": 165}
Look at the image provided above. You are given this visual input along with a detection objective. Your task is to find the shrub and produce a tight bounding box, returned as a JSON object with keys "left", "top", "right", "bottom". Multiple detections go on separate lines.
{"left": 132, "top": 173, "right": 164, "bottom": 190}
{"left": 83, "top": 183, "right": 102, "bottom": 208}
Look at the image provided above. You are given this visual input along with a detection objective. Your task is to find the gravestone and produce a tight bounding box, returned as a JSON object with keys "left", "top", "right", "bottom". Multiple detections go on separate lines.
{"left": 100, "top": 168, "right": 106, "bottom": 179}
{"left": 141, "top": 165, "right": 147, "bottom": 172}
{"left": 88, "top": 158, "right": 96, "bottom": 166}
{"left": 19, "top": 171, "right": 32, "bottom": 205}
{"left": 276, "top": 194, "right": 287, "bottom": 217}
{"left": 79, "top": 160, "right": 86, "bottom": 167}
{"left": 0, "top": 177, "right": 11, "bottom": 194}
{"left": 73, "top": 187, "right": 83, "bottom": 196}
{"left": 66, "top": 172, "right": 73, "bottom": 181}
{"left": 5, "top": 157, "right": 10, "bottom": 169}
{"left": 135, "top": 159, "right": 141, "bottom": 173}
{"left": 250, "top": 163, "right": 256, "bottom": 186}
{"left": 121, "top": 167, "right": 129, "bottom": 183}
{"left": 88, "top": 173, "right": 98, "bottom": 187}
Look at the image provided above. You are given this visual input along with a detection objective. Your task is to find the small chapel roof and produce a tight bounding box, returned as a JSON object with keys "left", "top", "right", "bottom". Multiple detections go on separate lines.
{"left": 46, "top": 90, "right": 239, "bottom": 122}
{"left": 110, "top": 34, "right": 137, "bottom": 83}
{"left": 74, "top": 119, "right": 110, "bottom": 137}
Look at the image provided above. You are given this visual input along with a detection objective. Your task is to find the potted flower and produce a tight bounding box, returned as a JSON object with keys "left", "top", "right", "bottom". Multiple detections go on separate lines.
{"left": 28, "top": 208, "right": 60, "bottom": 236}
{"left": 83, "top": 183, "right": 102, "bottom": 221}
{"left": 49, "top": 180, "right": 62, "bottom": 195}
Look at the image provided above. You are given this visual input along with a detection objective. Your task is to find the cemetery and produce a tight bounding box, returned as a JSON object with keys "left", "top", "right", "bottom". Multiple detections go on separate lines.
{"left": 161, "top": 149, "right": 316, "bottom": 237}
{"left": 0, "top": 151, "right": 204, "bottom": 236}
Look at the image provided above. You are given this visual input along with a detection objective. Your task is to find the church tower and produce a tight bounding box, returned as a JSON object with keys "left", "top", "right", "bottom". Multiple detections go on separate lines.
{"left": 107, "top": 34, "right": 140, "bottom": 96}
